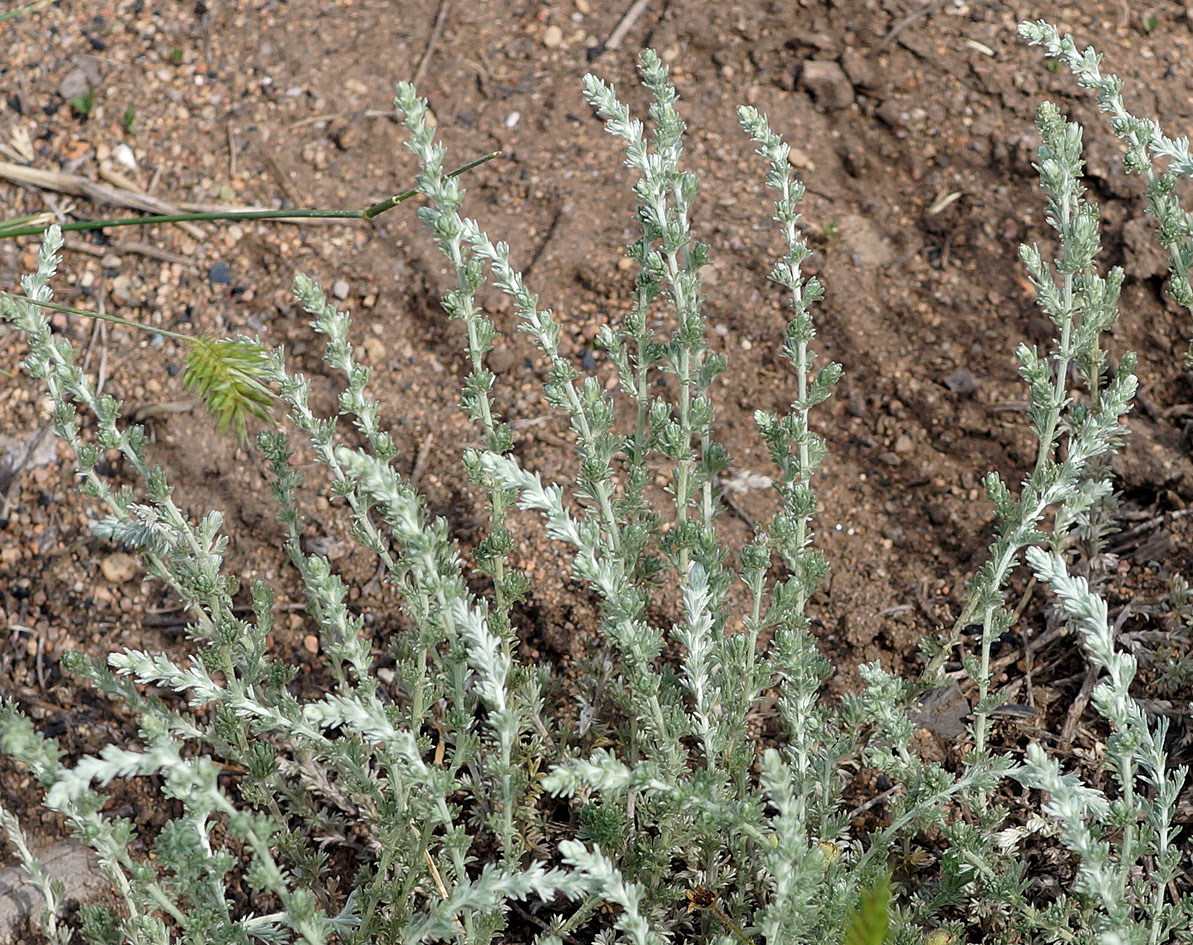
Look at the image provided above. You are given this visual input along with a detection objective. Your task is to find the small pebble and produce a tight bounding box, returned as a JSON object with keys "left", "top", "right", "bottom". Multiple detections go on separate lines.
{"left": 99, "top": 552, "right": 137, "bottom": 584}
{"left": 505, "top": 111, "right": 520, "bottom": 129}
{"left": 788, "top": 146, "right": 815, "bottom": 170}
{"left": 332, "top": 279, "right": 350, "bottom": 300}
{"left": 942, "top": 367, "right": 980, "bottom": 394}
{"left": 208, "top": 261, "right": 231, "bottom": 285}
{"left": 926, "top": 503, "right": 951, "bottom": 526}
{"left": 57, "top": 67, "right": 90, "bottom": 101}
{"left": 361, "top": 336, "right": 386, "bottom": 364}
{"left": 113, "top": 143, "right": 137, "bottom": 169}
{"left": 580, "top": 348, "right": 596, "bottom": 371}
{"left": 303, "top": 634, "right": 320, "bottom": 654}
{"left": 543, "top": 25, "right": 564, "bottom": 48}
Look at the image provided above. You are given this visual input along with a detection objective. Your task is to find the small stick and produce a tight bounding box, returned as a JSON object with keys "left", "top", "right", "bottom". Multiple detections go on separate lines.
{"left": 420, "top": 842, "right": 465, "bottom": 936}
{"left": 81, "top": 307, "right": 102, "bottom": 373}
{"left": 35, "top": 628, "right": 47, "bottom": 691}
{"left": 1010, "top": 576, "right": 1037, "bottom": 624}
{"left": 0, "top": 160, "right": 205, "bottom": 238}
{"left": 877, "top": 0, "right": 944, "bottom": 53}
{"left": 108, "top": 241, "right": 196, "bottom": 268}
{"left": 422, "top": 848, "right": 450, "bottom": 900}
{"left": 604, "top": 0, "right": 651, "bottom": 52}
{"left": 226, "top": 120, "right": 237, "bottom": 178}
{"left": 412, "top": 0, "right": 451, "bottom": 89}
{"left": 1015, "top": 578, "right": 1039, "bottom": 713}
{"left": 262, "top": 148, "right": 301, "bottom": 206}
{"left": 720, "top": 490, "right": 755, "bottom": 530}
{"left": 0, "top": 425, "right": 51, "bottom": 519}
{"left": 63, "top": 237, "right": 195, "bottom": 268}
{"left": 62, "top": 238, "right": 106, "bottom": 258}
{"left": 95, "top": 287, "right": 109, "bottom": 397}
{"left": 1109, "top": 506, "right": 1193, "bottom": 551}
{"left": 0, "top": 152, "right": 500, "bottom": 238}
{"left": 523, "top": 205, "right": 563, "bottom": 279}
{"left": 290, "top": 108, "right": 394, "bottom": 130}
{"left": 410, "top": 432, "right": 435, "bottom": 489}
{"left": 946, "top": 621, "right": 1069, "bottom": 680}
{"left": 508, "top": 902, "right": 584, "bottom": 945}
{"left": 1058, "top": 665, "right": 1099, "bottom": 751}
{"left": 847, "top": 784, "right": 900, "bottom": 821}
{"left": 95, "top": 163, "right": 145, "bottom": 196}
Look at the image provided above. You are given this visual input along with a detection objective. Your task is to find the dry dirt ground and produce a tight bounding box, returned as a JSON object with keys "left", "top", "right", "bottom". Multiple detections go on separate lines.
{"left": 1, "top": 0, "right": 1192, "bottom": 937}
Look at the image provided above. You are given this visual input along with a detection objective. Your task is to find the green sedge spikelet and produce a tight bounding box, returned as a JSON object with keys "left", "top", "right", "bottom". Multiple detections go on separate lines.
{"left": 181, "top": 333, "right": 274, "bottom": 442}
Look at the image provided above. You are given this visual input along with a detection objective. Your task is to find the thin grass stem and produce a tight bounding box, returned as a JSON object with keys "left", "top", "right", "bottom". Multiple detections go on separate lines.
{"left": 0, "top": 151, "right": 499, "bottom": 238}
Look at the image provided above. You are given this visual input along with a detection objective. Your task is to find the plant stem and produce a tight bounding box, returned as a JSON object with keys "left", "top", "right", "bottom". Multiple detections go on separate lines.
{"left": 0, "top": 0, "right": 54, "bottom": 23}
{"left": 0, "top": 151, "right": 500, "bottom": 238}
{"left": 0, "top": 291, "right": 193, "bottom": 341}
{"left": 361, "top": 150, "right": 500, "bottom": 218}
{"left": 705, "top": 902, "right": 754, "bottom": 945}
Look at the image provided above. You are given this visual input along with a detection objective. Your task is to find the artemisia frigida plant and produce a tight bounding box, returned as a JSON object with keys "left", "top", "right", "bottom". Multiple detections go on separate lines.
{"left": 0, "top": 24, "right": 1189, "bottom": 945}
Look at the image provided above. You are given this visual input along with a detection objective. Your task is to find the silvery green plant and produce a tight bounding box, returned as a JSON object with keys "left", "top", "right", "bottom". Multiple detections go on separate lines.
{"left": 924, "top": 99, "right": 1137, "bottom": 760}
{"left": 0, "top": 26, "right": 1188, "bottom": 945}
{"left": 1020, "top": 547, "right": 1191, "bottom": 945}
{"left": 1020, "top": 20, "right": 1193, "bottom": 364}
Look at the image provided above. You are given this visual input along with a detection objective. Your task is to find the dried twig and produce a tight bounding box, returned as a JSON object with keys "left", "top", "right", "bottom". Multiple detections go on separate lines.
{"left": 508, "top": 902, "right": 585, "bottom": 945}
{"left": 227, "top": 120, "right": 238, "bottom": 178}
{"left": 290, "top": 108, "right": 393, "bottom": 130}
{"left": 95, "top": 286, "right": 108, "bottom": 397}
{"left": 412, "top": 0, "right": 452, "bottom": 89}
{"left": 107, "top": 241, "right": 195, "bottom": 267}
{"left": 261, "top": 144, "right": 301, "bottom": 206}
{"left": 1110, "top": 507, "right": 1193, "bottom": 552}
{"left": 847, "top": 785, "right": 900, "bottom": 821}
{"left": 604, "top": 0, "right": 651, "bottom": 52}
{"left": 81, "top": 306, "right": 102, "bottom": 373}
{"left": 0, "top": 425, "right": 51, "bottom": 519}
{"left": 721, "top": 491, "right": 755, "bottom": 530}
{"left": 0, "top": 152, "right": 499, "bottom": 238}
{"left": 523, "top": 204, "right": 564, "bottom": 279}
{"left": 410, "top": 432, "right": 435, "bottom": 489}
{"left": 877, "top": 0, "right": 945, "bottom": 53}
{"left": 0, "top": 160, "right": 205, "bottom": 238}
{"left": 1059, "top": 665, "right": 1099, "bottom": 751}
{"left": 63, "top": 237, "right": 196, "bottom": 268}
